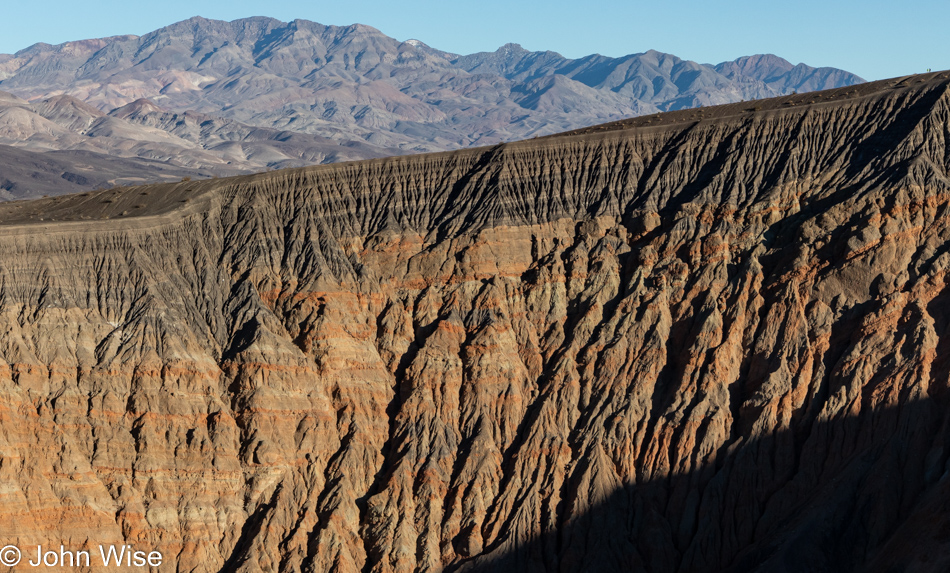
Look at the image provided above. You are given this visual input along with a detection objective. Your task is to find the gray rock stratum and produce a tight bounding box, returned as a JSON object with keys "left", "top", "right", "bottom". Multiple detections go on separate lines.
{"left": 0, "top": 72, "right": 948, "bottom": 572}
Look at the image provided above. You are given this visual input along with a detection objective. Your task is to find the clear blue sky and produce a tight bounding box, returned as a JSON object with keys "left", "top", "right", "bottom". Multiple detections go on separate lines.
{"left": 0, "top": 0, "right": 944, "bottom": 81}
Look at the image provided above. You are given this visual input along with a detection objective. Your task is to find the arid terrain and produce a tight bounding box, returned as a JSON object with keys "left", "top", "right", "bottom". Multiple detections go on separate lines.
{"left": 0, "top": 90, "right": 396, "bottom": 199}
{"left": 0, "top": 71, "right": 947, "bottom": 572}
{"left": 0, "top": 16, "right": 862, "bottom": 199}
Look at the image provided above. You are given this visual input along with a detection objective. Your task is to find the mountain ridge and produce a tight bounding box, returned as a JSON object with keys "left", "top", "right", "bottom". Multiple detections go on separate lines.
{"left": 0, "top": 88, "right": 400, "bottom": 198}
{"left": 0, "top": 16, "right": 863, "bottom": 149}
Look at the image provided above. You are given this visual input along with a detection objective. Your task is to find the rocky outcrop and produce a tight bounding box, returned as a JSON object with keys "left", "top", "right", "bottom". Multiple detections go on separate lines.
{"left": 0, "top": 72, "right": 948, "bottom": 572}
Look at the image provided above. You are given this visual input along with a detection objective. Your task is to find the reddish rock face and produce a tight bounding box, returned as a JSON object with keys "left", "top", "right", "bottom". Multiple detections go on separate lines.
{"left": 0, "top": 72, "right": 948, "bottom": 572}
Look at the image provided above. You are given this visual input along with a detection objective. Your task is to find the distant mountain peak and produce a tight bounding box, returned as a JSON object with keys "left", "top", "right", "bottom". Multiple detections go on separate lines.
{"left": 735, "top": 53, "right": 794, "bottom": 67}
{"left": 342, "top": 22, "right": 381, "bottom": 33}
{"left": 109, "top": 98, "right": 165, "bottom": 117}
{"left": 713, "top": 53, "right": 864, "bottom": 89}
{"left": 40, "top": 94, "right": 104, "bottom": 115}
{"left": 43, "top": 93, "right": 94, "bottom": 105}
{"left": 0, "top": 90, "right": 28, "bottom": 109}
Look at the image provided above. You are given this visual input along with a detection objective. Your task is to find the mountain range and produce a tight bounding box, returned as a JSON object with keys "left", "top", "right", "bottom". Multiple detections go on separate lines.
{"left": 0, "top": 16, "right": 864, "bottom": 198}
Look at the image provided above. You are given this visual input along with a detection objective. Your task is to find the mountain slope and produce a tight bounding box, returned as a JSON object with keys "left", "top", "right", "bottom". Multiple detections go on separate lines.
{"left": 0, "top": 90, "right": 398, "bottom": 198}
{"left": 0, "top": 144, "right": 218, "bottom": 199}
{"left": 0, "top": 16, "right": 863, "bottom": 152}
{"left": 456, "top": 45, "right": 861, "bottom": 107}
{"left": 0, "top": 72, "right": 946, "bottom": 572}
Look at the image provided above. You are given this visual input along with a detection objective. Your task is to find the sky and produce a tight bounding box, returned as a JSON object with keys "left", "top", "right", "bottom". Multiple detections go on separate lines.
{"left": 1, "top": 0, "right": 945, "bottom": 81}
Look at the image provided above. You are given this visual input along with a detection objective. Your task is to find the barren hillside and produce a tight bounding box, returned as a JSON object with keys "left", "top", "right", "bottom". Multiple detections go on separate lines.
{"left": 0, "top": 71, "right": 947, "bottom": 572}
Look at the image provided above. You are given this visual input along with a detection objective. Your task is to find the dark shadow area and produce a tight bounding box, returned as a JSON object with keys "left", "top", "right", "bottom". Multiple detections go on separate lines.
{"left": 446, "top": 396, "right": 950, "bottom": 573}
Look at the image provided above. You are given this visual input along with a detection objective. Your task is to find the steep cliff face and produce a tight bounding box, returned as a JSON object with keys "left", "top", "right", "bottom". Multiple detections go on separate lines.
{"left": 0, "top": 72, "right": 949, "bottom": 573}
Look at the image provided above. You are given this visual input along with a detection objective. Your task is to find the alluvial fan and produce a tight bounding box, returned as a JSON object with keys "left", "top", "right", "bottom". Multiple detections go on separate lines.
{"left": 0, "top": 72, "right": 949, "bottom": 572}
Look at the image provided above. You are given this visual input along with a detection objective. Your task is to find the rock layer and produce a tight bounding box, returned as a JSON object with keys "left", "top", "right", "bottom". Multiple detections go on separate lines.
{"left": 0, "top": 72, "right": 948, "bottom": 572}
